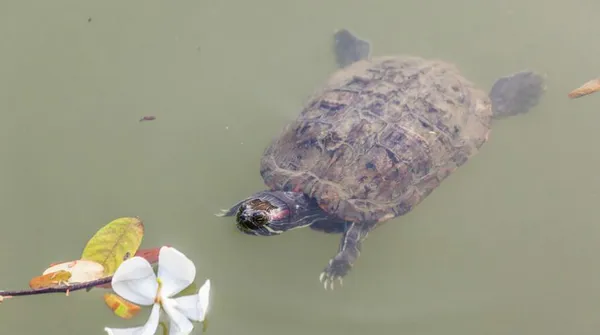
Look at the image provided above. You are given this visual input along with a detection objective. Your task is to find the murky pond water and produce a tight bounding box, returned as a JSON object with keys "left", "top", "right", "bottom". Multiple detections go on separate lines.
{"left": 2, "top": 0, "right": 600, "bottom": 334}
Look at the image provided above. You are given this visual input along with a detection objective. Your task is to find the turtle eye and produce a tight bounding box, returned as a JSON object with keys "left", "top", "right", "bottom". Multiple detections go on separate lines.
{"left": 236, "top": 207, "right": 269, "bottom": 231}
{"left": 252, "top": 213, "right": 268, "bottom": 226}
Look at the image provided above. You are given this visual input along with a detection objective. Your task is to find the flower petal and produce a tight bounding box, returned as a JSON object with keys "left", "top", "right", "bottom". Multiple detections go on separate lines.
{"left": 104, "top": 303, "right": 161, "bottom": 335}
{"left": 197, "top": 279, "right": 210, "bottom": 315}
{"left": 162, "top": 298, "right": 194, "bottom": 335}
{"left": 157, "top": 247, "right": 196, "bottom": 298}
{"left": 111, "top": 257, "right": 158, "bottom": 306}
{"left": 173, "top": 279, "right": 211, "bottom": 322}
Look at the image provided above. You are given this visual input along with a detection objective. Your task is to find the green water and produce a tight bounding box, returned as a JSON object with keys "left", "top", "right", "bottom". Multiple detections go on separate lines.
{"left": 2, "top": 0, "right": 600, "bottom": 334}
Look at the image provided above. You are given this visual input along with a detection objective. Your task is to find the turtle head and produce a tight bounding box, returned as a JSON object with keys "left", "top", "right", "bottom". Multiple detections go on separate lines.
{"left": 233, "top": 191, "right": 313, "bottom": 236}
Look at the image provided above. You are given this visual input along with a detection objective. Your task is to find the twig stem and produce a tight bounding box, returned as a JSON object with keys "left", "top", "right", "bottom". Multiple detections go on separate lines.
{"left": 0, "top": 277, "right": 112, "bottom": 297}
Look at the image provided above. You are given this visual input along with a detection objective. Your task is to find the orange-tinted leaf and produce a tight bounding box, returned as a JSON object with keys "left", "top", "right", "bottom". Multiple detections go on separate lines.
{"left": 135, "top": 246, "right": 164, "bottom": 264}
{"left": 29, "top": 270, "right": 72, "bottom": 289}
{"left": 103, "top": 293, "right": 141, "bottom": 319}
{"left": 42, "top": 260, "right": 104, "bottom": 283}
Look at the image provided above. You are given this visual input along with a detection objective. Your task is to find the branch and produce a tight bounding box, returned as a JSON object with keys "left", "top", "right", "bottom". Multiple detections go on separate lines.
{"left": 0, "top": 276, "right": 113, "bottom": 297}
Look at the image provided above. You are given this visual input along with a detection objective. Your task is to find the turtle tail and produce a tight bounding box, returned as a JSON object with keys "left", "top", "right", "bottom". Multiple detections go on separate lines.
{"left": 333, "top": 29, "right": 371, "bottom": 68}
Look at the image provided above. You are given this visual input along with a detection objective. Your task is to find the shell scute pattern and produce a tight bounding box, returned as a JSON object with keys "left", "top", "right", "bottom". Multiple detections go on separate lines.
{"left": 260, "top": 56, "right": 492, "bottom": 224}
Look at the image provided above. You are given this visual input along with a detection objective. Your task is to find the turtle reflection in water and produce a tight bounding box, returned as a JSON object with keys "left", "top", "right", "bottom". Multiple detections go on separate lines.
{"left": 217, "top": 29, "right": 546, "bottom": 289}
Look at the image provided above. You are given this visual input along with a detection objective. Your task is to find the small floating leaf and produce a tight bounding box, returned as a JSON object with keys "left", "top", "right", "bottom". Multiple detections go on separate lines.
{"left": 568, "top": 78, "right": 600, "bottom": 99}
{"left": 80, "top": 217, "right": 144, "bottom": 276}
{"left": 29, "top": 270, "right": 72, "bottom": 289}
{"left": 103, "top": 293, "right": 141, "bottom": 319}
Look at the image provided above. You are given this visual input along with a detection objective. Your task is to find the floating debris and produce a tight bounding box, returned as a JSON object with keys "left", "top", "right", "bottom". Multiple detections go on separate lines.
{"left": 568, "top": 78, "right": 600, "bottom": 99}
{"left": 87, "top": 17, "right": 92, "bottom": 23}
{"left": 139, "top": 116, "right": 156, "bottom": 122}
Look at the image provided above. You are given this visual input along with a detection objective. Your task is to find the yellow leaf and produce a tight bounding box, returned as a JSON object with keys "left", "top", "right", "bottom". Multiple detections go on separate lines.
{"left": 80, "top": 217, "right": 145, "bottom": 276}
{"left": 29, "top": 270, "right": 72, "bottom": 289}
{"left": 41, "top": 260, "right": 104, "bottom": 283}
{"left": 103, "top": 293, "right": 141, "bottom": 319}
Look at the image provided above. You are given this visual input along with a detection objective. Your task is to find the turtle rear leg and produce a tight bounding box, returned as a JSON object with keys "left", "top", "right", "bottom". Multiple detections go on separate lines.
{"left": 489, "top": 71, "right": 546, "bottom": 119}
{"left": 333, "top": 29, "right": 371, "bottom": 68}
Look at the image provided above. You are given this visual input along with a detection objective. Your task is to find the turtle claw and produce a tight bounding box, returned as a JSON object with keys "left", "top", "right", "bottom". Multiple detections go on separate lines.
{"left": 214, "top": 202, "right": 244, "bottom": 218}
{"left": 319, "top": 271, "right": 344, "bottom": 290}
{"left": 319, "top": 257, "right": 349, "bottom": 290}
{"left": 214, "top": 208, "right": 234, "bottom": 217}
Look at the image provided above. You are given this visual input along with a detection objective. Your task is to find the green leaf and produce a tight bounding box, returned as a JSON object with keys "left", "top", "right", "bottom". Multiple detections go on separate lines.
{"left": 80, "top": 217, "right": 145, "bottom": 276}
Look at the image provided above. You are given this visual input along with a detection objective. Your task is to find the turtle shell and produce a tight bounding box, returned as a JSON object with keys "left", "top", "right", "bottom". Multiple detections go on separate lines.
{"left": 260, "top": 56, "right": 493, "bottom": 224}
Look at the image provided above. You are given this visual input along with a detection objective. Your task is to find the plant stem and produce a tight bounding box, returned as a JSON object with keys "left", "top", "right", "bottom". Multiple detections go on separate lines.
{"left": 0, "top": 276, "right": 112, "bottom": 297}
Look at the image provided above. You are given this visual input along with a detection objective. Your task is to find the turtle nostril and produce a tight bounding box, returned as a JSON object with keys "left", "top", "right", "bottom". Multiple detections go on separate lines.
{"left": 236, "top": 212, "right": 257, "bottom": 230}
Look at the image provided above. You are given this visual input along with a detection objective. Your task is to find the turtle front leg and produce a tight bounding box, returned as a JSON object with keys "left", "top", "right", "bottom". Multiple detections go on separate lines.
{"left": 320, "top": 222, "right": 370, "bottom": 290}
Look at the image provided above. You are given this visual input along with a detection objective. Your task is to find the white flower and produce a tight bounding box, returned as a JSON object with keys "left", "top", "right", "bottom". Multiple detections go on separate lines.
{"left": 104, "top": 246, "right": 211, "bottom": 335}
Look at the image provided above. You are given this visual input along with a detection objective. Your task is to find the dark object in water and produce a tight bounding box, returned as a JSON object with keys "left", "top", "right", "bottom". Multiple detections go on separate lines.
{"left": 333, "top": 29, "right": 371, "bottom": 68}
{"left": 139, "top": 116, "right": 156, "bottom": 122}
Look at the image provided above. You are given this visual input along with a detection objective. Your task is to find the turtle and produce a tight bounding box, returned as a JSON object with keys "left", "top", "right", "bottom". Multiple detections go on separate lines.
{"left": 217, "top": 28, "right": 545, "bottom": 289}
